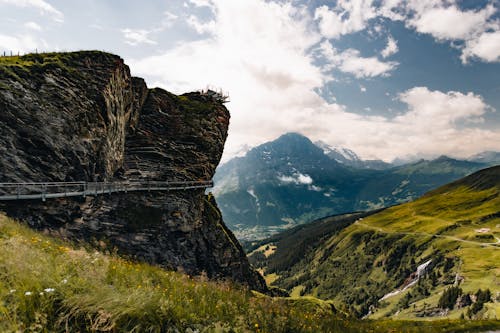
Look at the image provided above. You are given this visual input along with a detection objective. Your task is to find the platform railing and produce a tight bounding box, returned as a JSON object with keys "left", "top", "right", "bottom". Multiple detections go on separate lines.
{"left": 0, "top": 180, "right": 213, "bottom": 201}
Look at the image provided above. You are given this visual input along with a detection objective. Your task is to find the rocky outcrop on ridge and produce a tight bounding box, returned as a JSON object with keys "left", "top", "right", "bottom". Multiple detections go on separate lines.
{"left": 0, "top": 51, "right": 266, "bottom": 291}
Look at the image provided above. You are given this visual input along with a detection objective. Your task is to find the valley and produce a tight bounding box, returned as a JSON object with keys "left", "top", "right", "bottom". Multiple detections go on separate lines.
{"left": 1, "top": 0, "right": 500, "bottom": 330}
{"left": 215, "top": 133, "right": 493, "bottom": 240}
{"left": 248, "top": 166, "right": 500, "bottom": 320}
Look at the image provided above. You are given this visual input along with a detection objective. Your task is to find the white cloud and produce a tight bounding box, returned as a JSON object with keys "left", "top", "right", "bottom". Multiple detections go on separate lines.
{"left": 310, "top": 185, "right": 322, "bottom": 191}
{"left": 0, "top": 33, "right": 40, "bottom": 53}
{"left": 121, "top": 28, "right": 157, "bottom": 46}
{"left": 24, "top": 21, "right": 41, "bottom": 31}
{"left": 311, "top": 1, "right": 499, "bottom": 64}
{"left": 337, "top": 0, "right": 500, "bottom": 63}
{"left": 278, "top": 172, "right": 313, "bottom": 185}
{"left": 360, "top": 85, "right": 366, "bottom": 92}
{"left": 319, "top": 41, "right": 398, "bottom": 78}
{"left": 128, "top": 0, "right": 499, "bottom": 163}
{"left": 0, "top": 0, "right": 63, "bottom": 22}
{"left": 408, "top": 4, "right": 496, "bottom": 40}
{"left": 186, "top": 15, "right": 216, "bottom": 34}
{"left": 121, "top": 12, "right": 177, "bottom": 47}
{"left": 381, "top": 35, "right": 398, "bottom": 58}
{"left": 400, "top": 1, "right": 499, "bottom": 63}
{"left": 461, "top": 31, "right": 500, "bottom": 63}
{"left": 314, "top": 0, "right": 377, "bottom": 39}
{"left": 339, "top": 50, "right": 397, "bottom": 78}
{"left": 129, "top": 0, "right": 326, "bottom": 160}
{"left": 396, "top": 87, "right": 487, "bottom": 126}
{"left": 188, "top": 0, "right": 215, "bottom": 11}
{"left": 378, "top": 0, "right": 406, "bottom": 21}
{"left": 164, "top": 11, "right": 178, "bottom": 21}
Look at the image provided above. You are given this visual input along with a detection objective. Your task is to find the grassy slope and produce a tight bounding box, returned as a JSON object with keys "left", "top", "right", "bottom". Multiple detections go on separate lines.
{"left": 360, "top": 166, "right": 500, "bottom": 319}
{"left": 1, "top": 216, "right": 498, "bottom": 332}
{"left": 257, "top": 166, "right": 500, "bottom": 320}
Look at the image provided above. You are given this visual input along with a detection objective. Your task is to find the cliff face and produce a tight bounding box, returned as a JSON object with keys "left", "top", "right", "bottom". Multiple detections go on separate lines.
{"left": 0, "top": 51, "right": 266, "bottom": 291}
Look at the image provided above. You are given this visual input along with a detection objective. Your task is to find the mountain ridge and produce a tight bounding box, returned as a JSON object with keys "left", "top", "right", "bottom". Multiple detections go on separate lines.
{"left": 249, "top": 166, "right": 500, "bottom": 319}
{"left": 214, "top": 132, "right": 489, "bottom": 239}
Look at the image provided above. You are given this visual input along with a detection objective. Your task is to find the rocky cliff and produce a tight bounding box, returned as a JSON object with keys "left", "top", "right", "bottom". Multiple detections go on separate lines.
{"left": 0, "top": 51, "right": 266, "bottom": 291}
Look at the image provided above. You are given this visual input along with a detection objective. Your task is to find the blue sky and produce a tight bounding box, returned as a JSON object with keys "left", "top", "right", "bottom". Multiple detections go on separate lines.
{"left": 1, "top": 0, "right": 499, "bottom": 162}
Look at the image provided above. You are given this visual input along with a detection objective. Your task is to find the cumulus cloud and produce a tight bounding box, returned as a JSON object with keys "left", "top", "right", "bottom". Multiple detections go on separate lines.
{"left": 186, "top": 15, "right": 216, "bottom": 34}
{"left": 121, "top": 11, "right": 178, "bottom": 46}
{"left": 278, "top": 172, "right": 313, "bottom": 185}
{"left": 0, "top": 0, "right": 63, "bottom": 22}
{"left": 128, "top": 0, "right": 499, "bottom": 162}
{"left": 396, "top": 1, "right": 499, "bottom": 63}
{"left": 381, "top": 35, "right": 398, "bottom": 58}
{"left": 188, "top": 0, "right": 215, "bottom": 11}
{"left": 121, "top": 28, "right": 157, "bottom": 46}
{"left": 129, "top": 0, "right": 326, "bottom": 159}
{"left": 338, "top": 49, "right": 397, "bottom": 78}
{"left": 396, "top": 87, "right": 488, "bottom": 126}
{"left": 461, "top": 31, "right": 500, "bottom": 63}
{"left": 314, "top": 0, "right": 377, "bottom": 39}
{"left": 407, "top": 3, "right": 495, "bottom": 41}
{"left": 0, "top": 33, "right": 41, "bottom": 53}
{"left": 317, "top": 0, "right": 500, "bottom": 64}
{"left": 313, "top": 0, "right": 500, "bottom": 64}
{"left": 319, "top": 41, "right": 398, "bottom": 78}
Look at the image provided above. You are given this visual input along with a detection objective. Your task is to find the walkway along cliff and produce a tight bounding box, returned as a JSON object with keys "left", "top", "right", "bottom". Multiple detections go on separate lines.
{"left": 0, "top": 51, "right": 266, "bottom": 291}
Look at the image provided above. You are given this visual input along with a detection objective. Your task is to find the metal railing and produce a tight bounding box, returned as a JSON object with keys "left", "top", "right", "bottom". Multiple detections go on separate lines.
{"left": 0, "top": 180, "right": 213, "bottom": 201}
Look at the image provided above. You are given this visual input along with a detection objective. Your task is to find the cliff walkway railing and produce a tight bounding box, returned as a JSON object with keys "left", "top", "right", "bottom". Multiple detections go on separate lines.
{"left": 0, "top": 180, "right": 213, "bottom": 201}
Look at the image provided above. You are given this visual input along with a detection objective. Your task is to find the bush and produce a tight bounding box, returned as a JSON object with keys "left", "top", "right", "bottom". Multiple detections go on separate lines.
{"left": 438, "top": 286, "right": 462, "bottom": 310}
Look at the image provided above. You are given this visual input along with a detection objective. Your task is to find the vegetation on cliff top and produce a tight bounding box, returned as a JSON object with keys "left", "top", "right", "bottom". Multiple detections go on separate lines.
{"left": 0, "top": 51, "right": 122, "bottom": 94}
{"left": 1, "top": 214, "right": 498, "bottom": 332}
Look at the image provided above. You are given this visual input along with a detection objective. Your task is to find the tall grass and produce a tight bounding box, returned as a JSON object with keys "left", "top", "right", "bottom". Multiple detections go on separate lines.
{"left": 0, "top": 214, "right": 498, "bottom": 332}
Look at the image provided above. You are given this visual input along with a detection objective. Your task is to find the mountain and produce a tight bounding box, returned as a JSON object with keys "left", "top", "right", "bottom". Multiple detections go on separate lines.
{"left": 249, "top": 166, "right": 500, "bottom": 319}
{"left": 315, "top": 140, "right": 392, "bottom": 170}
{"left": 0, "top": 51, "right": 265, "bottom": 290}
{"left": 214, "top": 133, "right": 487, "bottom": 240}
{"left": 314, "top": 140, "right": 362, "bottom": 165}
{"left": 468, "top": 151, "right": 500, "bottom": 166}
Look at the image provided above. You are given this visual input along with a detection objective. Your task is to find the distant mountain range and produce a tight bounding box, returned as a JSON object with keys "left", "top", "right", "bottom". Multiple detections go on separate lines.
{"left": 315, "top": 140, "right": 392, "bottom": 170}
{"left": 468, "top": 151, "right": 500, "bottom": 165}
{"left": 214, "top": 133, "right": 497, "bottom": 240}
{"left": 247, "top": 166, "right": 500, "bottom": 319}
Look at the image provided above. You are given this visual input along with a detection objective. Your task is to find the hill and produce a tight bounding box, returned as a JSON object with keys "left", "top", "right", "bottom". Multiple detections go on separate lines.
{"left": 1, "top": 214, "right": 499, "bottom": 332}
{"left": 214, "top": 133, "right": 487, "bottom": 239}
{"left": 249, "top": 166, "right": 500, "bottom": 319}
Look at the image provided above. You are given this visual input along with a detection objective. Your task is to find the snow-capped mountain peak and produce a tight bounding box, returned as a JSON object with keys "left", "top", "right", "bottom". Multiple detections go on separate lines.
{"left": 314, "top": 141, "right": 361, "bottom": 164}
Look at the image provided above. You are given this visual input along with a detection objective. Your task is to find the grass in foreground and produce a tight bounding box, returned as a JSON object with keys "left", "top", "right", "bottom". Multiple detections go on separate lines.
{"left": 0, "top": 214, "right": 499, "bottom": 332}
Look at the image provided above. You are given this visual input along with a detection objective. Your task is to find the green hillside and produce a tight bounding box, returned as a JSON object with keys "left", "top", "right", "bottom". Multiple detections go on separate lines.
{"left": 250, "top": 166, "right": 500, "bottom": 320}
{"left": 2, "top": 215, "right": 499, "bottom": 332}
{"left": 214, "top": 133, "right": 487, "bottom": 240}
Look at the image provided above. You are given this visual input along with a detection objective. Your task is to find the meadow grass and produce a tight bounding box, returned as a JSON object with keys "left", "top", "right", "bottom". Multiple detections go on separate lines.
{"left": 1, "top": 214, "right": 499, "bottom": 332}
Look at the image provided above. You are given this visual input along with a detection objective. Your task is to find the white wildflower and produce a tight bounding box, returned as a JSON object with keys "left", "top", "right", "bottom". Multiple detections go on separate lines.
{"left": 61, "top": 278, "right": 68, "bottom": 284}
{"left": 24, "top": 291, "right": 32, "bottom": 296}
{"left": 44, "top": 288, "right": 55, "bottom": 293}
{"left": 9, "top": 289, "right": 16, "bottom": 293}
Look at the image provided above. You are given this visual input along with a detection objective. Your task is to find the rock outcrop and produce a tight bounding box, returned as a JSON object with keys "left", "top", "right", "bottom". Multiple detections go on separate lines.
{"left": 0, "top": 51, "right": 266, "bottom": 291}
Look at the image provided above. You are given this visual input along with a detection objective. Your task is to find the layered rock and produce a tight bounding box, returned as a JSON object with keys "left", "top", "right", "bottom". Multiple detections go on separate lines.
{"left": 0, "top": 51, "right": 266, "bottom": 291}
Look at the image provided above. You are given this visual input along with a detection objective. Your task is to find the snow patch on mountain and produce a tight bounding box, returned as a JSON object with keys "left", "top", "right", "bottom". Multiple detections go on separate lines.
{"left": 247, "top": 188, "right": 261, "bottom": 212}
{"left": 314, "top": 141, "right": 361, "bottom": 164}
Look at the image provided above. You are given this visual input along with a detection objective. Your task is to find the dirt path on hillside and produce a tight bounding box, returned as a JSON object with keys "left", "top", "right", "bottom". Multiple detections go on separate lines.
{"left": 354, "top": 220, "right": 500, "bottom": 249}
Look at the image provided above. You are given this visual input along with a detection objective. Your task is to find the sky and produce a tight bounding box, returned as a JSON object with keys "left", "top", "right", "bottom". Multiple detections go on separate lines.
{"left": 1, "top": 0, "right": 499, "bottom": 163}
